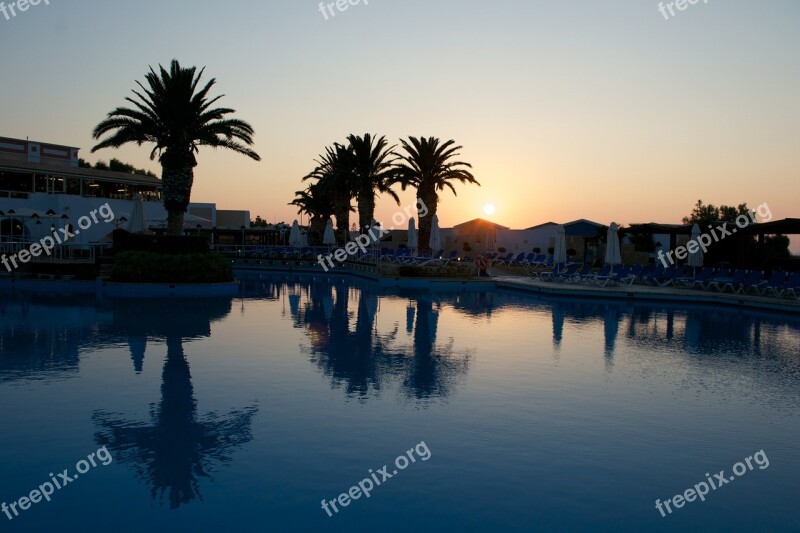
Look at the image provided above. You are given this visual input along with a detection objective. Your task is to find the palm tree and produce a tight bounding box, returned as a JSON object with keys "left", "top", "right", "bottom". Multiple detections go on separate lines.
{"left": 91, "top": 60, "right": 261, "bottom": 235}
{"left": 290, "top": 183, "right": 334, "bottom": 245}
{"left": 346, "top": 134, "right": 399, "bottom": 233}
{"left": 393, "top": 137, "right": 480, "bottom": 252}
{"left": 303, "top": 143, "right": 354, "bottom": 243}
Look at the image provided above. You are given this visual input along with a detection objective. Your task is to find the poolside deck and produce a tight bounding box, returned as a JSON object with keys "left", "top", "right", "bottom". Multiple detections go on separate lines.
{"left": 492, "top": 272, "right": 800, "bottom": 314}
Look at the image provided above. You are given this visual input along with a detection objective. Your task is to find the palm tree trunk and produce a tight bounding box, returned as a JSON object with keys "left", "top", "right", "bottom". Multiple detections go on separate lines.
{"left": 357, "top": 190, "right": 375, "bottom": 234}
{"left": 333, "top": 190, "right": 350, "bottom": 244}
{"left": 166, "top": 211, "right": 185, "bottom": 236}
{"left": 417, "top": 189, "right": 438, "bottom": 253}
{"left": 309, "top": 216, "right": 325, "bottom": 246}
{"left": 162, "top": 165, "right": 195, "bottom": 236}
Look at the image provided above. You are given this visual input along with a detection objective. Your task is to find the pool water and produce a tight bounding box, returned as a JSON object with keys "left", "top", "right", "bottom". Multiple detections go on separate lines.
{"left": 1, "top": 273, "right": 798, "bottom": 532}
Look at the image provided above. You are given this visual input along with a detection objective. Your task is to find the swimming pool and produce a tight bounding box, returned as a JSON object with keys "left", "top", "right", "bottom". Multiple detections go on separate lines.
{"left": 1, "top": 272, "right": 798, "bottom": 532}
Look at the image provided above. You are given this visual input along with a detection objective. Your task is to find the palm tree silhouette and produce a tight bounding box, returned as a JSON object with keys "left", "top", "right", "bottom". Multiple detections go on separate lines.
{"left": 304, "top": 144, "right": 356, "bottom": 244}
{"left": 91, "top": 59, "right": 261, "bottom": 235}
{"left": 393, "top": 137, "right": 480, "bottom": 252}
{"left": 347, "top": 133, "right": 400, "bottom": 233}
{"left": 289, "top": 182, "right": 335, "bottom": 246}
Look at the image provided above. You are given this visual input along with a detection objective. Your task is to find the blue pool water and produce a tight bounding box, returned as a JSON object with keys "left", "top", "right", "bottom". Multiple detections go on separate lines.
{"left": 1, "top": 273, "right": 798, "bottom": 532}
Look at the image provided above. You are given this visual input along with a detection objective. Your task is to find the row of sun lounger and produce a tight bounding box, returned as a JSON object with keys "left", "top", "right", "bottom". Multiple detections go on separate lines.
{"left": 380, "top": 249, "right": 458, "bottom": 266}
{"left": 532, "top": 264, "right": 800, "bottom": 299}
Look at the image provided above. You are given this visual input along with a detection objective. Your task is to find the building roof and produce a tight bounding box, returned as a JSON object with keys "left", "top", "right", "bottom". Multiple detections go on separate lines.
{"left": 452, "top": 218, "right": 510, "bottom": 230}
{"left": 564, "top": 218, "right": 604, "bottom": 227}
{"left": 0, "top": 157, "right": 160, "bottom": 186}
{"left": 525, "top": 221, "right": 559, "bottom": 230}
{"left": 525, "top": 219, "right": 605, "bottom": 231}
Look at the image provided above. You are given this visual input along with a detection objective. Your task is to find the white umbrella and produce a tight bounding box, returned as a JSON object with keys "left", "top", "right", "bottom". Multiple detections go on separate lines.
{"left": 128, "top": 193, "right": 146, "bottom": 233}
{"left": 323, "top": 219, "right": 336, "bottom": 246}
{"left": 605, "top": 222, "right": 622, "bottom": 272}
{"left": 288, "top": 220, "right": 302, "bottom": 247}
{"left": 688, "top": 223, "right": 704, "bottom": 268}
{"left": 407, "top": 218, "right": 418, "bottom": 251}
{"left": 553, "top": 225, "right": 567, "bottom": 265}
{"left": 428, "top": 215, "right": 442, "bottom": 253}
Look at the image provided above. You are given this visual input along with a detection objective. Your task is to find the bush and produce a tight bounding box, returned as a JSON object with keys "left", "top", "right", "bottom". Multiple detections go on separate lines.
{"left": 112, "top": 251, "right": 233, "bottom": 283}
{"left": 113, "top": 230, "right": 209, "bottom": 255}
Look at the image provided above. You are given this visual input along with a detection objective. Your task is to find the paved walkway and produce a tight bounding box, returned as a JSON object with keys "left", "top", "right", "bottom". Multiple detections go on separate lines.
{"left": 491, "top": 273, "right": 800, "bottom": 314}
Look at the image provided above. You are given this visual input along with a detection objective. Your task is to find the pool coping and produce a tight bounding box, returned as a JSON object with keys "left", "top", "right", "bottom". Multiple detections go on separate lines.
{"left": 492, "top": 275, "right": 800, "bottom": 314}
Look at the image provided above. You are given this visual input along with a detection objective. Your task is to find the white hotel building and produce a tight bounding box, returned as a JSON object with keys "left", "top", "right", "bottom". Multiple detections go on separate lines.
{"left": 0, "top": 136, "right": 250, "bottom": 247}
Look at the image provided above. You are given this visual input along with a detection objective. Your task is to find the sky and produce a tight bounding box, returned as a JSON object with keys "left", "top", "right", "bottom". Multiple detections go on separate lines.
{"left": 1, "top": 0, "right": 798, "bottom": 246}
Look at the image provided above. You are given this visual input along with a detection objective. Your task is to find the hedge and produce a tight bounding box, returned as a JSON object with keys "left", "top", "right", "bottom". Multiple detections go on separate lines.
{"left": 111, "top": 251, "right": 233, "bottom": 283}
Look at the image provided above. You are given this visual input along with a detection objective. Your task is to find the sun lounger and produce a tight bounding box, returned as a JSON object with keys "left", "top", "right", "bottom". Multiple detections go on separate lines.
{"left": 734, "top": 270, "right": 763, "bottom": 294}
{"left": 595, "top": 266, "right": 636, "bottom": 287}
{"left": 674, "top": 267, "right": 714, "bottom": 288}
{"left": 707, "top": 269, "right": 748, "bottom": 292}
{"left": 768, "top": 272, "right": 800, "bottom": 297}
{"left": 569, "top": 264, "right": 593, "bottom": 283}
{"left": 552, "top": 263, "right": 580, "bottom": 282}
{"left": 758, "top": 271, "right": 787, "bottom": 296}
{"left": 537, "top": 263, "right": 566, "bottom": 281}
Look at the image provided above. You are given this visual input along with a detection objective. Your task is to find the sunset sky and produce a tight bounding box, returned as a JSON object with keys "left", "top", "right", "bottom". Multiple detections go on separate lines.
{"left": 2, "top": 1, "right": 798, "bottom": 245}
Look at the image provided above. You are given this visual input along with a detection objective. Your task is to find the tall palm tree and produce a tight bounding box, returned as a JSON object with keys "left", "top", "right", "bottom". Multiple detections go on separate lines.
{"left": 346, "top": 134, "right": 399, "bottom": 233}
{"left": 303, "top": 143, "right": 354, "bottom": 243}
{"left": 393, "top": 137, "right": 480, "bottom": 252}
{"left": 290, "top": 183, "right": 334, "bottom": 245}
{"left": 91, "top": 60, "right": 261, "bottom": 235}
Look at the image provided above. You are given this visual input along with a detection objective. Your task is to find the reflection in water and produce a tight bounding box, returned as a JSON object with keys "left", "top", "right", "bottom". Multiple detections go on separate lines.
{"left": 232, "top": 273, "right": 800, "bottom": 405}
{"left": 0, "top": 293, "right": 111, "bottom": 384}
{"left": 93, "top": 299, "right": 258, "bottom": 509}
{"left": 405, "top": 296, "right": 470, "bottom": 401}
{"left": 302, "top": 280, "right": 404, "bottom": 399}
{"left": 259, "top": 273, "right": 473, "bottom": 404}
{"left": 3, "top": 278, "right": 800, "bottom": 508}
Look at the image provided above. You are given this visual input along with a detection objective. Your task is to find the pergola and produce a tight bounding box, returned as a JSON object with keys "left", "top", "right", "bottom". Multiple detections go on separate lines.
{"left": 740, "top": 218, "right": 800, "bottom": 261}
{"left": 624, "top": 219, "right": 800, "bottom": 266}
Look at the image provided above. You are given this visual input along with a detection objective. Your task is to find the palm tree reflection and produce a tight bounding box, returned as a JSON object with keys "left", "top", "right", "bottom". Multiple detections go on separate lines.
{"left": 302, "top": 282, "right": 402, "bottom": 399}
{"left": 293, "top": 277, "right": 470, "bottom": 402}
{"left": 404, "top": 296, "right": 470, "bottom": 401}
{"left": 93, "top": 298, "right": 257, "bottom": 509}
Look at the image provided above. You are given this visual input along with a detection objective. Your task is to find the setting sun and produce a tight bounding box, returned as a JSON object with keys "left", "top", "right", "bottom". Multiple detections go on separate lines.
{"left": 483, "top": 203, "right": 496, "bottom": 216}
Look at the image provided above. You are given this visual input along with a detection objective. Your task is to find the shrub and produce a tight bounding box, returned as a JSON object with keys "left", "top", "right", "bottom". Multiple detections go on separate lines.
{"left": 113, "top": 230, "right": 209, "bottom": 255}
{"left": 112, "top": 251, "right": 233, "bottom": 283}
